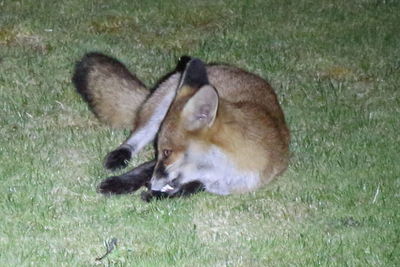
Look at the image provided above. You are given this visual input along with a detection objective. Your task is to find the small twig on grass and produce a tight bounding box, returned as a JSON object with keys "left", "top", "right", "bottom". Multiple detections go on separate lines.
{"left": 55, "top": 100, "right": 65, "bottom": 110}
{"left": 95, "top": 237, "right": 118, "bottom": 261}
{"left": 372, "top": 184, "right": 380, "bottom": 204}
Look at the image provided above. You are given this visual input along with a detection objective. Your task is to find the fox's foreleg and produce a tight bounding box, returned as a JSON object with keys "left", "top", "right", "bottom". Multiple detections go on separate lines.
{"left": 98, "top": 160, "right": 156, "bottom": 195}
{"left": 104, "top": 73, "right": 181, "bottom": 170}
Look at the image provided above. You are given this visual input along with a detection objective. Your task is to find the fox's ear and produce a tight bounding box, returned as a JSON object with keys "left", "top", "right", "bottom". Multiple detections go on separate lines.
{"left": 179, "top": 58, "right": 209, "bottom": 89}
{"left": 182, "top": 85, "right": 219, "bottom": 131}
{"left": 179, "top": 57, "right": 217, "bottom": 131}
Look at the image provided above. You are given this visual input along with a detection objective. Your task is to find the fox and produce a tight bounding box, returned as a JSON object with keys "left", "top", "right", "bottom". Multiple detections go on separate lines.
{"left": 72, "top": 52, "right": 290, "bottom": 201}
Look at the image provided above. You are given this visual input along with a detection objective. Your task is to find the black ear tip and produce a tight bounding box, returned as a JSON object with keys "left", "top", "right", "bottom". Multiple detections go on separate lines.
{"left": 188, "top": 58, "right": 205, "bottom": 69}
{"left": 182, "top": 57, "right": 209, "bottom": 88}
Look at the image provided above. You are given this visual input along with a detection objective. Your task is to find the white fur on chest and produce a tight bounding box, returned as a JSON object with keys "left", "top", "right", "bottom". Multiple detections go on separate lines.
{"left": 181, "top": 145, "right": 261, "bottom": 195}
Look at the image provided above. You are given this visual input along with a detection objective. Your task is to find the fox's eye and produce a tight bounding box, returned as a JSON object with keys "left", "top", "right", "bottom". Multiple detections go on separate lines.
{"left": 162, "top": 149, "right": 172, "bottom": 159}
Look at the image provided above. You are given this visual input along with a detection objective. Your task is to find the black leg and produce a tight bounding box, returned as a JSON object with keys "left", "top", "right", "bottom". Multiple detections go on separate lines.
{"left": 98, "top": 159, "right": 156, "bottom": 195}
{"left": 141, "top": 181, "right": 205, "bottom": 202}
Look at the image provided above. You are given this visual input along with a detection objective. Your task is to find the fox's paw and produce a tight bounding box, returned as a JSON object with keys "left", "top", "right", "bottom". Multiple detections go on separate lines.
{"left": 140, "top": 190, "right": 154, "bottom": 202}
{"left": 98, "top": 176, "right": 131, "bottom": 195}
{"left": 140, "top": 190, "right": 169, "bottom": 202}
{"left": 104, "top": 147, "right": 132, "bottom": 170}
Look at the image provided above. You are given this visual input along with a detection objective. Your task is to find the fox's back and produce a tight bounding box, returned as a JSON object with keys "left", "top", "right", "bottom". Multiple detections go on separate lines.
{"left": 206, "top": 64, "right": 289, "bottom": 147}
{"left": 207, "top": 65, "right": 277, "bottom": 106}
{"left": 198, "top": 64, "right": 289, "bottom": 188}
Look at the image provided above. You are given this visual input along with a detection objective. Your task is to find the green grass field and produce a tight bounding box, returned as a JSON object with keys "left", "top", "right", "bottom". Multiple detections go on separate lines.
{"left": 1, "top": 0, "right": 399, "bottom": 265}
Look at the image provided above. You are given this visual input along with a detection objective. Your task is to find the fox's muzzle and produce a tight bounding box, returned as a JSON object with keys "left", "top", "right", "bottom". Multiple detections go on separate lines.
{"left": 150, "top": 161, "right": 181, "bottom": 193}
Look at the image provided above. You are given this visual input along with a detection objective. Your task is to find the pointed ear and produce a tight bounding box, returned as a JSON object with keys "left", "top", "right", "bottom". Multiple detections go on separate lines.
{"left": 181, "top": 85, "right": 219, "bottom": 131}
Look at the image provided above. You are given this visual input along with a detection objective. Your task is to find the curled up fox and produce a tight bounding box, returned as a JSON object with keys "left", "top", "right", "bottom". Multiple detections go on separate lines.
{"left": 72, "top": 53, "right": 290, "bottom": 201}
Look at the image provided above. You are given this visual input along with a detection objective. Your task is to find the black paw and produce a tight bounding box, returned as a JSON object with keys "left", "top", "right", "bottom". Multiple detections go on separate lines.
{"left": 98, "top": 176, "right": 132, "bottom": 195}
{"left": 104, "top": 147, "right": 132, "bottom": 170}
{"left": 140, "top": 190, "right": 154, "bottom": 202}
{"left": 140, "top": 190, "right": 169, "bottom": 202}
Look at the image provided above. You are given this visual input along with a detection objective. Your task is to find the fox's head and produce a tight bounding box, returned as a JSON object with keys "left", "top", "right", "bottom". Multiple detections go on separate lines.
{"left": 150, "top": 58, "right": 219, "bottom": 194}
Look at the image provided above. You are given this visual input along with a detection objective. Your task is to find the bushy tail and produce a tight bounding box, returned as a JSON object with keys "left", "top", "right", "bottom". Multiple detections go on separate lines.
{"left": 72, "top": 52, "right": 149, "bottom": 128}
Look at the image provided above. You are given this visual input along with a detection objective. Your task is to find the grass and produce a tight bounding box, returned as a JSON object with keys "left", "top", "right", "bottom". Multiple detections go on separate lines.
{"left": 1, "top": 0, "right": 399, "bottom": 265}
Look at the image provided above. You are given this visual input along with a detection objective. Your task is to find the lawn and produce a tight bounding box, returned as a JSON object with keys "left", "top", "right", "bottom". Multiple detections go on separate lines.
{"left": 1, "top": 0, "right": 399, "bottom": 265}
